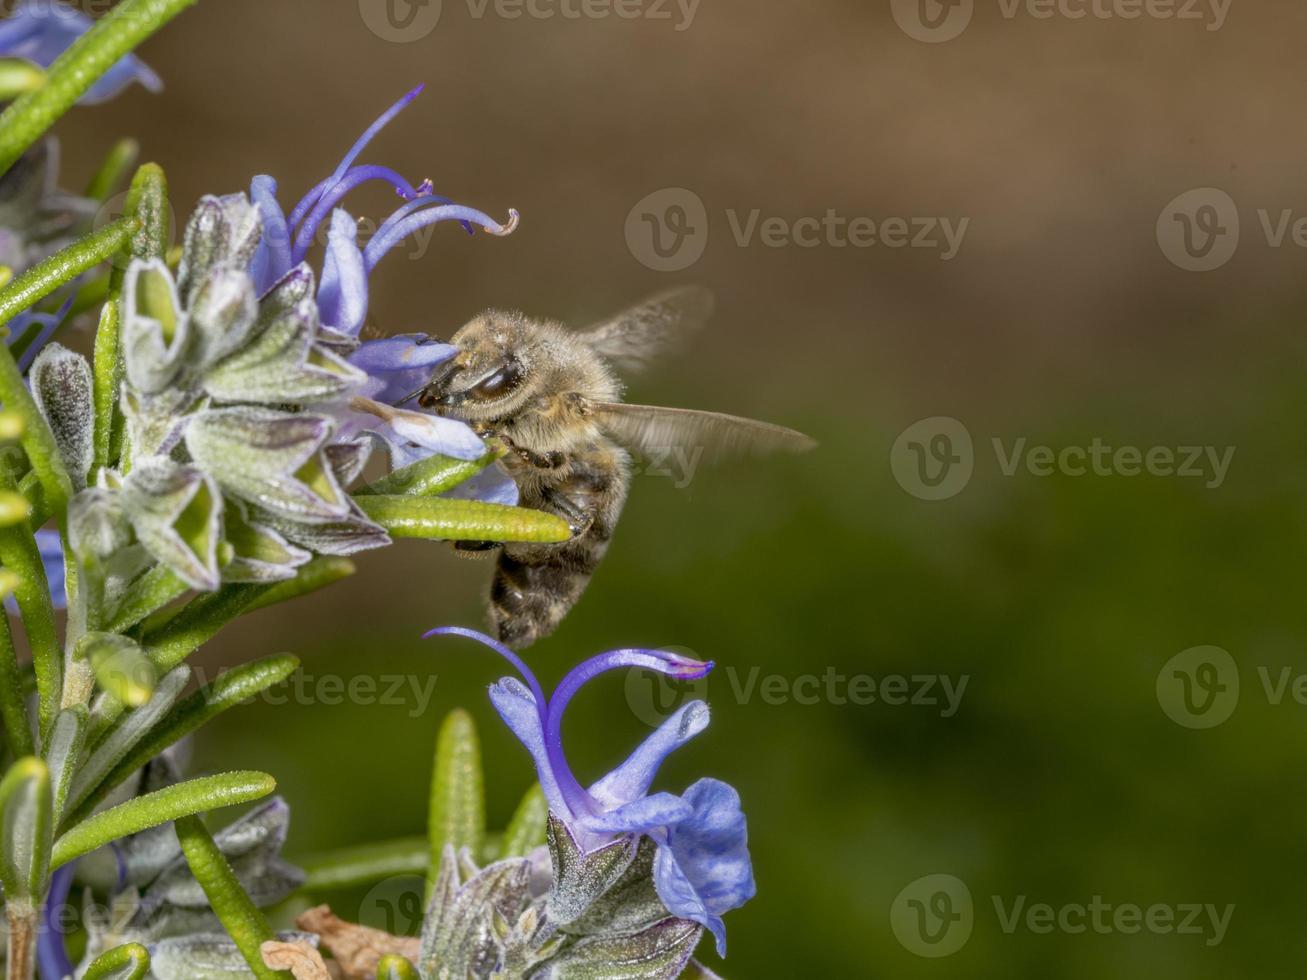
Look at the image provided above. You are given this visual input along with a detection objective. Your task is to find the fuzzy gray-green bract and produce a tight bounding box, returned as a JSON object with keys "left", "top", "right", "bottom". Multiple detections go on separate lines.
{"left": 413, "top": 817, "right": 704, "bottom": 980}
{"left": 77, "top": 190, "right": 403, "bottom": 607}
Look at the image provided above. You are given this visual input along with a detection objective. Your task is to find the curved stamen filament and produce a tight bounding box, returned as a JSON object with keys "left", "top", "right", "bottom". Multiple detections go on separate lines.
{"left": 363, "top": 206, "right": 519, "bottom": 273}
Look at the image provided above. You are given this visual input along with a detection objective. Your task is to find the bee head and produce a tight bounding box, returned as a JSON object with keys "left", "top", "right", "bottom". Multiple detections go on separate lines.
{"left": 417, "top": 311, "right": 542, "bottom": 421}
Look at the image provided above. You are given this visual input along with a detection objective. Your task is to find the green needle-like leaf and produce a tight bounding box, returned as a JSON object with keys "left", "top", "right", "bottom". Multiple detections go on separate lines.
{"left": 242, "top": 557, "right": 355, "bottom": 613}
{"left": 299, "top": 835, "right": 429, "bottom": 891}
{"left": 52, "top": 770, "right": 276, "bottom": 870}
{"left": 69, "top": 666, "right": 190, "bottom": 823}
{"left": 175, "top": 814, "right": 292, "bottom": 980}
{"left": 86, "top": 139, "right": 142, "bottom": 202}
{"left": 428, "top": 709, "right": 485, "bottom": 880}
{"left": 67, "top": 656, "right": 297, "bottom": 827}
{"left": 0, "top": 610, "right": 32, "bottom": 758}
{"left": 377, "top": 954, "right": 421, "bottom": 980}
{"left": 356, "top": 495, "right": 571, "bottom": 544}
{"left": 0, "top": 757, "right": 51, "bottom": 900}
{"left": 45, "top": 706, "right": 87, "bottom": 829}
{"left": 91, "top": 299, "right": 121, "bottom": 476}
{"left": 104, "top": 563, "right": 189, "bottom": 634}
{"left": 0, "top": 513, "right": 61, "bottom": 738}
{"left": 142, "top": 583, "right": 265, "bottom": 673}
{"left": 499, "top": 784, "right": 549, "bottom": 859}
{"left": 0, "top": 0, "right": 197, "bottom": 172}
{"left": 82, "top": 942, "right": 151, "bottom": 980}
{"left": 354, "top": 450, "right": 499, "bottom": 498}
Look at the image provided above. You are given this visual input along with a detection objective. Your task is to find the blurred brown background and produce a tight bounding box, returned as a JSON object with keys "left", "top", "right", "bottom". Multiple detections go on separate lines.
{"left": 37, "top": 0, "right": 1307, "bottom": 976}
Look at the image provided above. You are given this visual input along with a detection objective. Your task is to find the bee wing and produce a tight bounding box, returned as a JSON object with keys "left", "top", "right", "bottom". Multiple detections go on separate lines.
{"left": 580, "top": 286, "right": 715, "bottom": 373}
{"left": 590, "top": 402, "right": 816, "bottom": 463}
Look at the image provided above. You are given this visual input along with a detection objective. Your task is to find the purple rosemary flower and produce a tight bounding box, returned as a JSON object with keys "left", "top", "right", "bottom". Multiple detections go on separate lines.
{"left": 0, "top": 0, "right": 162, "bottom": 104}
{"left": 429, "top": 626, "right": 757, "bottom": 956}
{"left": 244, "top": 86, "right": 518, "bottom": 469}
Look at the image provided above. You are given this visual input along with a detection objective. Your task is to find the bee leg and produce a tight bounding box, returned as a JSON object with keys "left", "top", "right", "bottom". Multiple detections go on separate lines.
{"left": 539, "top": 487, "right": 595, "bottom": 537}
{"left": 453, "top": 540, "right": 499, "bottom": 559}
{"left": 499, "top": 434, "right": 566, "bottom": 470}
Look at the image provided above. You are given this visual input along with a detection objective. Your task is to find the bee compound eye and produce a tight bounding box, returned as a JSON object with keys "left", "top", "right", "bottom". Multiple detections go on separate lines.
{"left": 468, "top": 360, "right": 524, "bottom": 400}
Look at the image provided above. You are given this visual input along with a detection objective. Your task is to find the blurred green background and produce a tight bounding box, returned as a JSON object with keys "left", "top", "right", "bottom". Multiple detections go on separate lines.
{"left": 44, "top": 0, "right": 1307, "bottom": 975}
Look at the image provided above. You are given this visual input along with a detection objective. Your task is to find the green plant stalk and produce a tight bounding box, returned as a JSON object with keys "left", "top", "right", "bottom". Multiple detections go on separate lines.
{"left": 354, "top": 450, "right": 499, "bottom": 498}
{"left": 0, "top": 217, "right": 138, "bottom": 519}
{"left": 299, "top": 836, "right": 430, "bottom": 891}
{"left": 356, "top": 495, "right": 572, "bottom": 543}
{"left": 175, "top": 815, "right": 292, "bottom": 980}
{"left": 141, "top": 584, "right": 266, "bottom": 674}
{"left": 242, "top": 557, "right": 355, "bottom": 613}
{"left": 0, "top": 611, "right": 33, "bottom": 758}
{"left": 0, "top": 515, "right": 61, "bottom": 739}
{"left": 91, "top": 583, "right": 266, "bottom": 735}
{"left": 86, "top": 138, "right": 141, "bottom": 201}
{"left": 0, "top": 0, "right": 198, "bottom": 173}
{"left": 6, "top": 901, "right": 36, "bottom": 980}
{"left": 82, "top": 942, "right": 151, "bottom": 980}
{"left": 428, "top": 709, "right": 485, "bottom": 882}
{"left": 51, "top": 770, "right": 276, "bottom": 869}
{"left": 65, "top": 656, "right": 298, "bottom": 829}
{"left": 104, "top": 563, "right": 189, "bottom": 634}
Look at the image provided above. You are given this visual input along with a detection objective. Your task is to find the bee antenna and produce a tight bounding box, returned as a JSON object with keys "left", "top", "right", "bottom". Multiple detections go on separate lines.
{"left": 396, "top": 384, "right": 428, "bottom": 407}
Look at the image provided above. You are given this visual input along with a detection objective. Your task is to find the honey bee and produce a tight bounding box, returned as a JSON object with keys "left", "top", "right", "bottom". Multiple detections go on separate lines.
{"left": 416, "top": 287, "right": 815, "bottom": 649}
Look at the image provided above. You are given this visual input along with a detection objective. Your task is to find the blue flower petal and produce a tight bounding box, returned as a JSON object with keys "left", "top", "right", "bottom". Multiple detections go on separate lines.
{"left": 652, "top": 778, "right": 756, "bottom": 957}
{"left": 488, "top": 677, "right": 567, "bottom": 817}
{"left": 588, "top": 701, "right": 709, "bottom": 812}
{"left": 0, "top": 1, "right": 161, "bottom": 105}
{"left": 36, "top": 528, "right": 66, "bottom": 610}
{"left": 441, "top": 464, "right": 519, "bottom": 507}
{"left": 383, "top": 409, "right": 486, "bottom": 464}
{"left": 349, "top": 334, "right": 456, "bottom": 405}
{"left": 581, "top": 792, "right": 694, "bottom": 836}
{"left": 317, "top": 209, "right": 368, "bottom": 336}
{"left": 249, "top": 175, "right": 292, "bottom": 295}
